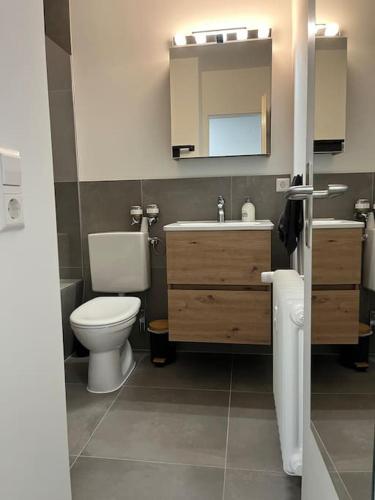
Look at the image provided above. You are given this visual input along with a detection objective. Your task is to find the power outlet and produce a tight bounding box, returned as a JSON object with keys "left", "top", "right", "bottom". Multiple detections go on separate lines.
{"left": 276, "top": 177, "right": 290, "bottom": 193}
{"left": 0, "top": 150, "right": 24, "bottom": 232}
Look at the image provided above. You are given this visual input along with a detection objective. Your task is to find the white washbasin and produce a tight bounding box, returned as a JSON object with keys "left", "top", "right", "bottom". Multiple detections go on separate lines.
{"left": 163, "top": 220, "right": 274, "bottom": 231}
{"left": 312, "top": 218, "right": 364, "bottom": 229}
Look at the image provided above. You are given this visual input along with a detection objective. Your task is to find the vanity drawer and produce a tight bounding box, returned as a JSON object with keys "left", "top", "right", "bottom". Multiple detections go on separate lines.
{"left": 168, "top": 289, "right": 271, "bottom": 344}
{"left": 312, "top": 228, "right": 362, "bottom": 285}
{"left": 166, "top": 231, "right": 271, "bottom": 286}
{"left": 312, "top": 289, "right": 359, "bottom": 344}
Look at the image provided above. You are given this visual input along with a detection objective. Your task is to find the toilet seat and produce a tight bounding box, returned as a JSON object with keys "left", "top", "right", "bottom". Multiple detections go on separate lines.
{"left": 70, "top": 296, "right": 141, "bottom": 328}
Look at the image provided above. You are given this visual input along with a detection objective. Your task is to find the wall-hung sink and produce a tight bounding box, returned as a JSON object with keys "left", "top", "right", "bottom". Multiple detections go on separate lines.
{"left": 163, "top": 220, "right": 274, "bottom": 231}
{"left": 312, "top": 218, "right": 364, "bottom": 229}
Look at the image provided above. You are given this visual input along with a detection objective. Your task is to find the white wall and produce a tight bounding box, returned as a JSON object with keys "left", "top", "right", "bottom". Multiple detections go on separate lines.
{"left": 70, "top": 0, "right": 293, "bottom": 181}
{"left": 0, "top": 1, "right": 71, "bottom": 499}
{"left": 70, "top": 0, "right": 375, "bottom": 180}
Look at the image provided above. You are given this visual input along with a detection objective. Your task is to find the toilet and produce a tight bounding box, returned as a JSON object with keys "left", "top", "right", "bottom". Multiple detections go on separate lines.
{"left": 70, "top": 231, "right": 151, "bottom": 393}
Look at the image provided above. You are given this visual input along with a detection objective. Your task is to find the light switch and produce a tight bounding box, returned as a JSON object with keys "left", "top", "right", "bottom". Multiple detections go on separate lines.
{"left": 276, "top": 177, "right": 290, "bottom": 192}
{"left": 0, "top": 150, "right": 22, "bottom": 186}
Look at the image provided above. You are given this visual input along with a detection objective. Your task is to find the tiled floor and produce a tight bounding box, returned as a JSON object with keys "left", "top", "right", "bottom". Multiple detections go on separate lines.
{"left": 312, "top": 355, "right": 375, "bottom": 500}
{"left": 66, "top": 353, "right": 301, "bottom": 500}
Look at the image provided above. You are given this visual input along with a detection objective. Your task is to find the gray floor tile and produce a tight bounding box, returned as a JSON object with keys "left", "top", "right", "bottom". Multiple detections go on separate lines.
{"left": 227, "top": 393, "right": 283, "bottom": 472}
{"left": 65, "top": 352, "right": 146, "bottom": 385}
{"left": 71, "top": 457, "right": 224, "bottom": 500}
{"left": 83, "top": 386, "right": 229, "bottom": 467}
{"left": 232, "top": 354, "right": 273, "bottom": 393}
{"left": 329, "top": 471, "right": 353, "bottom": 500}
{"left": 312, "top": 394, "right": 375, "bottom": 472}
{"left": 312, "top": 355, "right": 375, "bottom": 394}
{"left": 340, "top": 472, "right": 373, "bottom": 500}
{"left": 66, "top": 384, "right": 118, "bottom": 455}
{"left": 313, "top": 418, "right": 374, "bottom": 472}
{"left": 312, "top": 393, "right": 375, "bottom": 421}
{"left": 224, "top": 469, "right": 301, "bottom": 500}
{"left": 65, "top": 357, "right": 89, "bottom": 384}
{"left": 128, "top": 352, "right": 231, "bottom": 390}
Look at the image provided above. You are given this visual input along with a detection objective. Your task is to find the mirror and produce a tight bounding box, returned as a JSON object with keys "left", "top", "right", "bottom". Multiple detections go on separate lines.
{"left": 311, "top": 28, "right": 374, "bottom": 500}
{"left": 314, "top": 37, "right": 347, "bottom": 153}
{"left": 169, "top": 39, "right": 272, "bottom": 159}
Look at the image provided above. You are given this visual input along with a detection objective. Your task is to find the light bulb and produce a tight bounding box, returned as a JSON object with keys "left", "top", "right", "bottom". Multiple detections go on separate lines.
{"left": 257, "top": 25, "right": 270, "bottom": 39}
{"left": 236, "top": 29, "right": 248, "bottom": 41}
{"left": 324, "top": 22, "right": 340, "bottom": 37}
{"left": 194, "top": 33, "right": 207, "bottom": 44}
{"left": 174, "top": 33, "right": 187, "bottom": 46}
{"left": 314, "top": 24, "right": 325, "bottom": 35}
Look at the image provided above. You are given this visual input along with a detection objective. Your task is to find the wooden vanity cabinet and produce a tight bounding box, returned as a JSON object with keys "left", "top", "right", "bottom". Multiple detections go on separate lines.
{"left": 312, "top": 227, "right": 362, "bottom": 344}
{"left": 166, "top": 231, "right": 271, "bottom": 345}
{"left": 312, "top": 289, "right": 360, "bottom": 344}
{"left": 168, "top": 289, "right": 270, "bottom": 344}
{"left": 166, "top": 230, "right": 270, "bottom": 286}
{"left": 312, "top": 228, "right": 362, "bottom": 285}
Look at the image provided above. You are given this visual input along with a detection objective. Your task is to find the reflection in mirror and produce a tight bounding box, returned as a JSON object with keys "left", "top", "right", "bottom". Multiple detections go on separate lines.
{"left": 311, "top": 19, "right": 375, "bottom": 500}
{"left": 314, "top": 37, "right": 347, "bottom": 154}
{"left": 311, "top": 213, "right": 375, "bottom": 500}
{"left": 169, "top": 39, "right": 271, "bottom": 159}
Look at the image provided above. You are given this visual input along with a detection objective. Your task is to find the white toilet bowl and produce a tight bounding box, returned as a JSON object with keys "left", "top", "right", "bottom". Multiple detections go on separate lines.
{"left": 70, "top": 296, "right": 141, "bottom": 393}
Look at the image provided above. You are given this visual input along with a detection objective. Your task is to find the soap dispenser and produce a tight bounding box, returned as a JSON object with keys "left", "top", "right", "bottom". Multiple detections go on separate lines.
{"left": 241, "top": 197, "right": 255, "bottom": 222}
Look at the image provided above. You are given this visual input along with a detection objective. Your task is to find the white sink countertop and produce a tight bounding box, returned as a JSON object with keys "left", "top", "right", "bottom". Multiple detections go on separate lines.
{"left": 163, "top": 220, "right": 274, "bottom": 231}
{"left": 312, "top": 218, "right": 364, "bottom": 229}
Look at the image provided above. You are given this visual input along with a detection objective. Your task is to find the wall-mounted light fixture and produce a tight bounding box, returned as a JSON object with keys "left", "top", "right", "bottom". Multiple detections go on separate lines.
{"left": 315, "top": 22, "right": 340, "bottom": 37}
{"left": 172, "top": 25, "right": 271, "bottom": 47}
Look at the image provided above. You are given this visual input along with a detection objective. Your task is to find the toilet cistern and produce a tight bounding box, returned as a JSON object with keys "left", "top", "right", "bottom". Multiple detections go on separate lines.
{"left": 217, "top": 195, "right": 225, "bottom": 223}
{"left": 70, "top": 231, "right": 151, "bottom": 393}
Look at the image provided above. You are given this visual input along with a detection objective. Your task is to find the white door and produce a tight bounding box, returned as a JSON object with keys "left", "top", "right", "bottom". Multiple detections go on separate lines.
{"left": 0, "top": 1, "right": 71, "bottom": 499}
{"left": 289, "top": 1, "right": 346, "bottom": 499}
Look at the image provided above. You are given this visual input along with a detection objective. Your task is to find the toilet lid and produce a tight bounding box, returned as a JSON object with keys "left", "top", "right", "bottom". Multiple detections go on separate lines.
{"left": 70, "top": 297, "right": 141, "bottom": 327}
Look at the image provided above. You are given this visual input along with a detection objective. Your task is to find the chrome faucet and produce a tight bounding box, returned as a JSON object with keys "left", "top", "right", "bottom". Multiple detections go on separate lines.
{"left": 217, "top": 195, "right": 225, "bottom": 223}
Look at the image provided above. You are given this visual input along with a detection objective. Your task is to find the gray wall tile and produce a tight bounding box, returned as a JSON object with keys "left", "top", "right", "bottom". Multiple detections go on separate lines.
{"left": 61, "top": 280, "right": 83, "bottom": 357}
{"left": 79, "top": 180, "right": 153, "bottom": 350}
{"left": 314, "top": 172, "right": 373, "bottom": 219}
{"left": 79, "top": 180, "right": 142, "bottom": 298}
{"left": 73, "top": 172, "right": 375, "bottom": 354}
{"left": 44, "top": 0, "right": 71, "bottom": 54}
{"left": 147, "top": 267, "right": 168, "bottom": 321}
{"left": 55, "top": 182, "right": 82, "bottom": 278}
{"left": 45, "top": 36, "right": 72, "bottom": 91}
{"left": 231, "top": 175, "right": 291, "bottom": 270}
{"left": 49, "top": 90, "right": 78, "bottom": 182}
{"left": 142, "top": 177, "right": 232, "bottom": 270}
